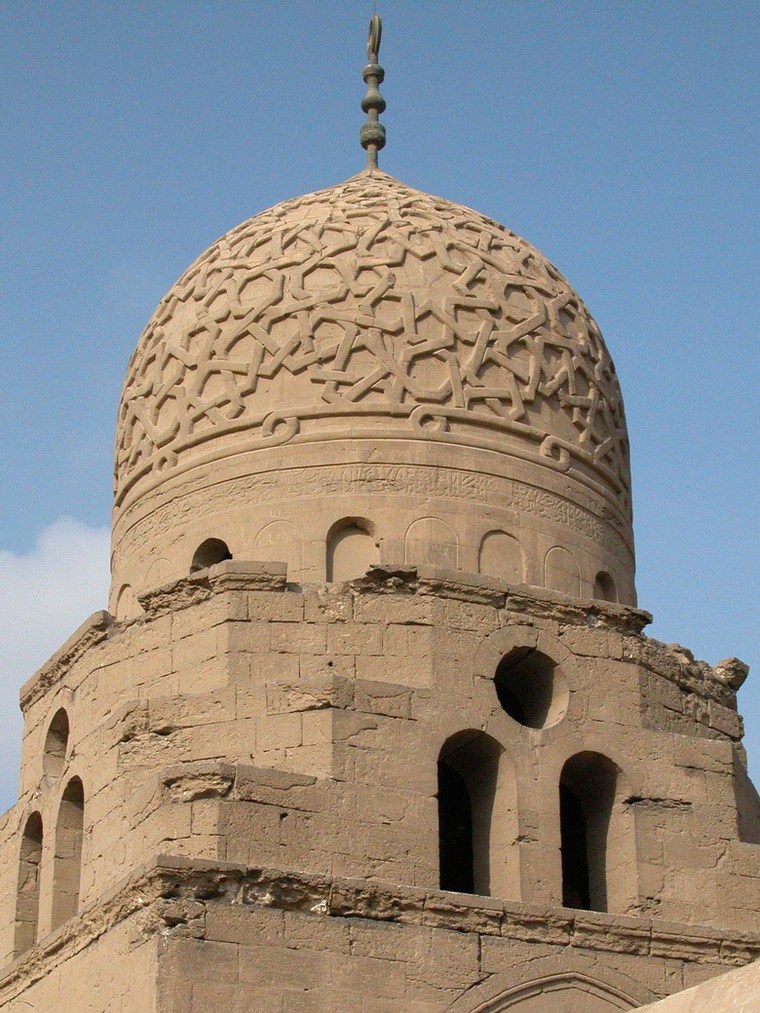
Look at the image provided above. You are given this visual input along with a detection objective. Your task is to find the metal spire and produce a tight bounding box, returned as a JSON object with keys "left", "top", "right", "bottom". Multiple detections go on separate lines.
{"left": 360, "top": 15, "right": 386, "bottom": 170}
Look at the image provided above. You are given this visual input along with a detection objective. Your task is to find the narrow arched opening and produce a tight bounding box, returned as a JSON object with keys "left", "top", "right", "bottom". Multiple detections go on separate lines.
{"left": 52, "top": 777, "right": 84, "bottom": 930}
{"left": 437, "top": 732, "right": 519, "bottom": 899}
{"left": 593, "top": 570, "right": 618, "bottom": 603}
{"left": 14, "top": 812, "right": 43, "bottom": 956}
{"left": 560, "top": 752, "right": 621, "bottom": 912}
{"left": 43, "top": 708, "right": 70, "bottom": 778}
{"left": 326, "top": 518, "right": 378, "bottom": 581}
{"left": 437, "top": 762, "right": 474, "bottom": 893}
{"left": 190, "top": 538, "right": 232, "bottom": 573}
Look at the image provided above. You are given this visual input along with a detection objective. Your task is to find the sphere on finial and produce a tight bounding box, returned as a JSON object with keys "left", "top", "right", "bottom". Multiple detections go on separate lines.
{"left": 360, "top": 14, "right": 386, "bottom": 169}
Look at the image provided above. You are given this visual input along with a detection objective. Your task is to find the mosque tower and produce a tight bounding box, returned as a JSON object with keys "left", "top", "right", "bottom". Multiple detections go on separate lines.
{"left": 1, "top": 18, "right": 758, "bottom": 1012}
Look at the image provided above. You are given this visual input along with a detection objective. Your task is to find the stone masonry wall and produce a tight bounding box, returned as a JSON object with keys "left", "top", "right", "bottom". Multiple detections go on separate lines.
{"left": 0, "top": 562, "right": 758, "bottom": 1008}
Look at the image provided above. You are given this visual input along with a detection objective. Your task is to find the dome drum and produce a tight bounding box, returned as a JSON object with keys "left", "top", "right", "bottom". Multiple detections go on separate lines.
{"left": 110, "top": 437, "right": 634, "bottom": 616}
{"left": 112, "top": 171, "right": 635, "bottom": 612}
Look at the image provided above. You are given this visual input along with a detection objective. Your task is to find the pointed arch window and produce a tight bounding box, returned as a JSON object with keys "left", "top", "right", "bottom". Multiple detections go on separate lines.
{"left": 14, "top": 812, "right": 43, "bottom": 956}
{"left": 52, "top": 777, "right": 84, "bottom": 929}
{"left": 437, "top": 731, "right": 519, "bottom": 900}
{"left": 43, "top": 708, "right": 69, "bottom": 778}
{"left": 559, "top": 752, "right": 635, "bottom": 913}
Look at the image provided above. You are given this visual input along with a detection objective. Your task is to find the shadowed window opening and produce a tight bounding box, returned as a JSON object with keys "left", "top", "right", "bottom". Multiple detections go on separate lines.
{"left": 14, "top": 812, "right": 43, "bottom": 956}
{"left": 437, "top": 731, "right": 519, "bottom": 900}
{"left": 190, "top": 538, "right": 232, "bottom": 573}
{"left": 559, "top": 753, "right": 619, "bottom": 912}
{"left": 44, "top": 708, "right": 70, "bottom": 778}
{"left": 593, "top": 571, "right": 618, "bottom": 603}
{"left": 52, "top": 777, "right": 84, "bottom": 930}
{"left": 560, "top": 782, "right": 590, "bottom": 909}
{"left": 438, "top": 761, "right": 474, "bottom": 893}
{"left": 494, "top": 649, "right": 567, "bottom": 729}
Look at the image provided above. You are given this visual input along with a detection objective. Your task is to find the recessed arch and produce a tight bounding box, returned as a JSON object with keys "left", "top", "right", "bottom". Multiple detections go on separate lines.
{"left": 253, "top": 520, "right": 301, "bottom": 575}
{"left": 145, "top": 556, "right": 172, "bottom": 589}
{"left": 114, "top": 583, "right": 142, "bottom": 620}
{"left": 43, "top": 708, "right": 70, "bottom": 778}
{"left": 559, "top": 752, "right": 636, "bottom": 913}
{"left": 51, "top": 777, "right": 85, "bottom": 930}
{"left": 544, "top": 545, "right": 580, "bottom": 597}
{"left": 438, "top": 731, "right": 519, "bottom": 900}
{"left": 404, "top": 516, "right": 458, "bottom": 569}
{"left": 190, "top": 537, "right": 232, "bottom": 573}
{"left": 478, "top": 530, "right": 524, "bottom": 582}
{"left": 326, "top": 517, "right": 379, "bottom": 582}
{"left": 456, "top": 971, "right": 642, "bottom": 1011}
{"left": 14, "top": 812, "right": 43, "bottom": 957}
{"left": 445, "top": 953, "right": 658, "bottom": 1012}
{"left": 593, "top": 570, "right": 618, "bottom": 603}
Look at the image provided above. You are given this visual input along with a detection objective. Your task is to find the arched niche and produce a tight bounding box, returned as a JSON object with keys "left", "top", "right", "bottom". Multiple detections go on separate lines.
{"left": 593, "top": 570, "right": 618, "bottom": 603}
{"left": 190, "top": 537, "right": 232, "bottom": 573}
{"left": 253, "top": 520, "right": 301, "bottom": 576}
{"left": 114, "top": 583, "right": 142, "bottom": 620}
{"left": 51, "top": 777, "right": 84, "bottom": 930}
{"left": 559, "top": 752, "right": 636, "bottom": 913}
{"left": 43, "top": 708, "right": 70, "bottom": 778}
{"left": 544, "top": 545, "right": 581, "bottom": 597}
{"left": 404, "top": 516, "right": 458, "bottom": 569}
{"left": 326, "top": 518, "right": 378, "bottom": 582}
{"left": 14, "top": 812, "right": 43, "bottom": 957}
{"left": 145, "top": 556, "right": 172, "bottom": 589}
{"left": 437, "top": 731, "right": 519, "bottom": 901}
{"left": 445, "top": 954, "right": 656, "bottom": 1012}
{"left": 455, "top": 972, "right": 642, "bottom": 1011}
{"left": 479, "top": 530, "right": 524, "bottom": 582}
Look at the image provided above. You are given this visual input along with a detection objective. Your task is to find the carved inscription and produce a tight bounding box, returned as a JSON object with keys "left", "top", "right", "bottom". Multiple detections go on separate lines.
{"left": 115, "top": 464, "right": 632, "bottom": 564}
{"left": 116, "top": 173, "right": 630, "bottom": 508}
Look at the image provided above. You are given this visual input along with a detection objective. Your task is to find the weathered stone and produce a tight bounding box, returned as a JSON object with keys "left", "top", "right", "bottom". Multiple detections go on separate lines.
{"left": 3, "top": 40, "right": 758, "bottom": 1013}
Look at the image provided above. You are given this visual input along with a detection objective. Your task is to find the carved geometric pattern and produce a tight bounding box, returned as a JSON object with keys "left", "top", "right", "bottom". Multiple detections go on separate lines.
{"left": 116, "top": 172, "right": 630, "bottom": 508}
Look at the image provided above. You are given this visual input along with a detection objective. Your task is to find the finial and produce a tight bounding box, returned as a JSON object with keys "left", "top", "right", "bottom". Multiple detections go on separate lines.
{"left": 360, "top": 14, "right": 386, "bottom": 170}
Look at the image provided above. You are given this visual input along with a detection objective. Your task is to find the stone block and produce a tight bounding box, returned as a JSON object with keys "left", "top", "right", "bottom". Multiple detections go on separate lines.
{"left": 327, "top": 623, "right": 384, "bottom": 656}
{"left": 249, "top": 590, "right": 305, "bottom": 622}
{"left": 355, "top": 679, "right": 412, "bottom": 719}
{"left": 270, "top": 623, "right": 328, "bottom": 655}
{"left": 267, "top": 672, "right": 353, "bottom": 714}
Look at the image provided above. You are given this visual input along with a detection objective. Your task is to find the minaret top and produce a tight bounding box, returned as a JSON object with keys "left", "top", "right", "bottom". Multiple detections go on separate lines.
{"left": 360, "top": 15, "right": 386, "bottom": 170}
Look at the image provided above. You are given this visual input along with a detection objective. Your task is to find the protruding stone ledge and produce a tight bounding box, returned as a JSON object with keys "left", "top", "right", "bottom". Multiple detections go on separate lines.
{"left": 206, "top": 559, "right": 288, "bottom": 593}
{"left": 150, "top": 855, "right": 760, "bottom": 966}
{"left": 20, "top": 610, "right": 112, "bottom": 711}
{"left": 3, "top": 854, "right": 759, "bottom": 1003}
{"left": 504, "top": 583, "right": 652, "bottom": 635}
{"left": 136, "top": 560, "right": 289, "bottom": 617}
{"left": 348, "top": 563, "right": 653, "bottom": 633}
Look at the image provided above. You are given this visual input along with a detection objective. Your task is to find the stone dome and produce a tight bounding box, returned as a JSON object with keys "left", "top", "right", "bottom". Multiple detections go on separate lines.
{"left": 112, "top": 170, "right": 634, "bottom": 615}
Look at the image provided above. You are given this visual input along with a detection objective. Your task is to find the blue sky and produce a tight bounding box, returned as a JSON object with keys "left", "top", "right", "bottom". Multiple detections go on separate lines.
{"left": 1, "top": 1, "right": 758, "bottom": 809}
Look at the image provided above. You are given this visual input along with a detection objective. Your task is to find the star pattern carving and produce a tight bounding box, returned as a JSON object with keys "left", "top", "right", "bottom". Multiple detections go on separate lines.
{"left": 116, "top": 173, "right": 630, "bottom": 509}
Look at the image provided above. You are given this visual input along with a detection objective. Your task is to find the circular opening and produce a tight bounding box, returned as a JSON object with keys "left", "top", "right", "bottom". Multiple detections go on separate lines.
{"left": 494, "top": 648, "right": 568, "bottom": 729}
{"left": 190, "top": 538, "right": 232, "bottom": 573}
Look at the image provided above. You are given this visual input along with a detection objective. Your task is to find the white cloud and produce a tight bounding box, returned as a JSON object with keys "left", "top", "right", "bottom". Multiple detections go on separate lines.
{"left": 0, "top": 519, "right": 110, "bottom": 814}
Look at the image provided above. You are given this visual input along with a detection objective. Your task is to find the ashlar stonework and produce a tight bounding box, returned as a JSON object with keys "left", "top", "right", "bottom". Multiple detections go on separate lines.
{"left": 1, "top": 564, "right": 758, "bottom": 1010}
{"left": 1, "top": 163, "right": 758, "bottom": 1011}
